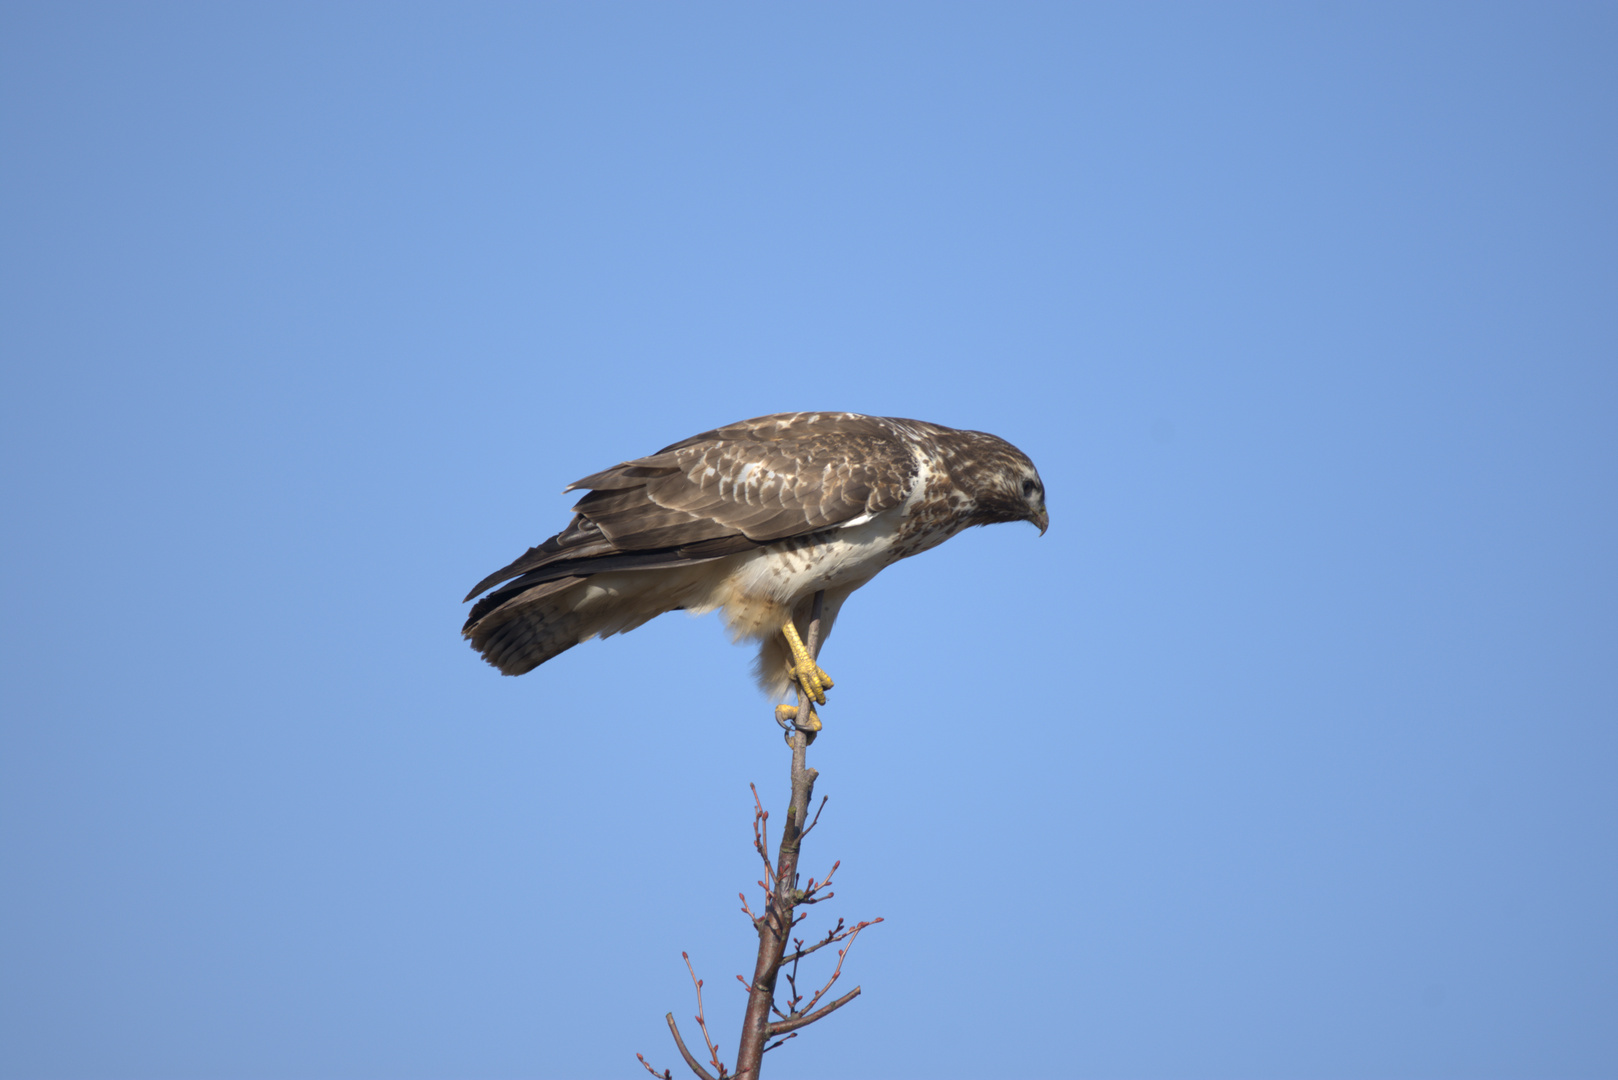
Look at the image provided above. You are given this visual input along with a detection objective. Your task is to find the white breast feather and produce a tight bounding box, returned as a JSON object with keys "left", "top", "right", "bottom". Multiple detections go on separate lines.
{"left": 698, "top": 453, "right": 965, "bottom": 643}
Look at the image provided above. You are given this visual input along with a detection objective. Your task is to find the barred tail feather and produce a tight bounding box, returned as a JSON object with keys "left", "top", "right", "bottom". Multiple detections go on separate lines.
{"left": 463, "top": 577, "right": 593, "bottom": 676}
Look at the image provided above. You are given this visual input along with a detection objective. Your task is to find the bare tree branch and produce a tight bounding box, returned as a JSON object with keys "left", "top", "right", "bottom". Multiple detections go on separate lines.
{"left": 663, "top": 1013, "right": 720, "bottom": 1080}
{"left": 780, "top": 917, "right": 884, "bottom": 966}
{"left": 732, "top": 592, "right": 827, "bottom": 1079}
{"left": 649, "top": 588, "right": 882, "bottom": 1080}
{"left": 766, "top": 986, "right": 863, "bottom": 1037}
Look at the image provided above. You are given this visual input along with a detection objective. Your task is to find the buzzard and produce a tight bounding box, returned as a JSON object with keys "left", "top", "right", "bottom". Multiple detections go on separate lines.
{"left": 462, "top": 412, "right": 1046, "bottom": 724}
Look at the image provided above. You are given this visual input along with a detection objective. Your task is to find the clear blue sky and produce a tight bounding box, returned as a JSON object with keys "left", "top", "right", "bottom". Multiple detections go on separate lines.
{"left": 3, "top": 4, "right": 1615, "bottom": 1078}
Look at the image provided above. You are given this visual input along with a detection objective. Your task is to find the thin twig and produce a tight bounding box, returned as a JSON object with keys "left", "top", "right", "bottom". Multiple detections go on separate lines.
{"left": 683, "top": 953, "right": 727, "bottom": 1078}
{"left": 780, "top": 917, "right": 884, "bottom": 965}
{"left": 800, "top": 795, "right": 829, "bottom": 838}
{"left": 796, "top": 918, "right": 871, "bottom": 1017}
{"left": 802, "top": 859, "right": 838, "bottom": 897}
{"left": 664, "top": 1013, "right": 719, "bottom": 1080}
{"left": 749, "top": 783, "right": 774, "bottom": 888}
{"left": 766, "top": 986, "right": 863, "bottom": 1037}
{"left": 636, "top": 1052, "right": 673, "bottom": 1079}
{"left": 780, "top": 951, "right": 801, "bottom": 1016}
{"left": 797, "top": 858, "right": 841, "bottom": 906}
{"left": 761, "top": 1032, "right": 799, "bottom": 1054}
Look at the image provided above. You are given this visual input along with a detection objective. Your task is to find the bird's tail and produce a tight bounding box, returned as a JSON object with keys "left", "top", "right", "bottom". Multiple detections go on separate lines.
{"left": 462, "top": 577, "right": 593, "bottom": 675}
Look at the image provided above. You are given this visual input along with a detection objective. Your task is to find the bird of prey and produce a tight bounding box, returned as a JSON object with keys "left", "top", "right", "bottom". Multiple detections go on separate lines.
{"left": 462, "top": 412, "right": 1046, "bottom": 724}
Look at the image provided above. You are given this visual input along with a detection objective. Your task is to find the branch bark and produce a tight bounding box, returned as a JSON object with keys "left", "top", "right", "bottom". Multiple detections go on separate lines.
{"left": 733, "top": 592, "right": 824, "bottom": 1080}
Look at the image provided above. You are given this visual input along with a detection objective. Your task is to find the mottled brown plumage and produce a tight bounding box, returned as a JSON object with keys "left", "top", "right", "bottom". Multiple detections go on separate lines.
{"left": 462, "top": 412, "right": 1046, "bottom": 698}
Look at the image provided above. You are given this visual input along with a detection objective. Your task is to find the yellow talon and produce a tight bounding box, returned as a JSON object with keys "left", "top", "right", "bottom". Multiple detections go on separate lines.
{"left": 781, "top": 619, "right": 833, "bottom": 705}
{"left": 774, "top": 702, "right": 823, "bottom": 731}
{"left": 774, "top": 701, "right": 822, "bottom": 745}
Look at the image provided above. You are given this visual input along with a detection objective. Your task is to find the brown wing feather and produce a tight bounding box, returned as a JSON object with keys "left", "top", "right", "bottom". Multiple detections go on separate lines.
{"left": 461, "top": 515, "right": 618, "bottom": 601}
{"left": 569, "top": 412, "right": 917, "bottom": 546}
{"left": 461, "top": 413, "right": 920, "bottom": 641}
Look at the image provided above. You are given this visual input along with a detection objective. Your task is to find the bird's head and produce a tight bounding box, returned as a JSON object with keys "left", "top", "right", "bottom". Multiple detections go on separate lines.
{"left": 1022, "top": 470, "right": 1050, "bottom": 535}
{"left": 1009, "top": 458, "right": 1049, "bottom": 535}
{"left": 949, "top": 430, "right": 1048, "bottom": 535}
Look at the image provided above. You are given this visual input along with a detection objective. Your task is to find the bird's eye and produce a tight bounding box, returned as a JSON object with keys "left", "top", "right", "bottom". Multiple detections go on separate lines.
{"left": 1022, "top": 479, "right": 1038, "bottom": 496}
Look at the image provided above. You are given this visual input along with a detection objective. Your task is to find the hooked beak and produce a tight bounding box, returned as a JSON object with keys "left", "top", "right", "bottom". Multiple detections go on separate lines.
{"left": 1031, "top": 507, "right": 1049, "bottom": 535}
